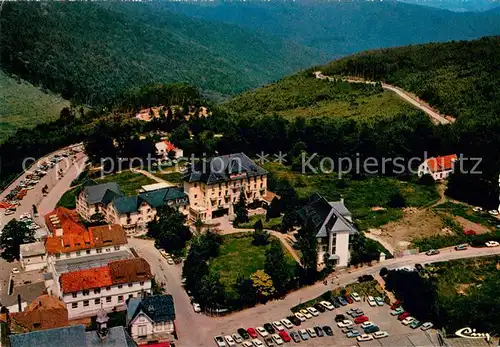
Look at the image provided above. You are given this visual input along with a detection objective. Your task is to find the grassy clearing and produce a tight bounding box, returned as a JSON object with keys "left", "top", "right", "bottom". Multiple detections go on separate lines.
{"left": 264, "top": 162, "right": 439, "bottom": 230}
{"left": 237, "top": 214, "right": 283, "bottom": 230}
{"left": 153, "top": 171, "right": 183, "bottom": 185}
{"left": 434, "top": 201, "right": 497, "bottom": 229}
{"left": 56, "top": 186, "right": 81, "bottom": 209}
{"left": 209, "top": 233, "right": 296, "bottom": 298}
{"left": 0, "top": 70, "right": 69, "bottom": 141}
{"left": 97, "top": 170, "right": 156, "bottom": 196}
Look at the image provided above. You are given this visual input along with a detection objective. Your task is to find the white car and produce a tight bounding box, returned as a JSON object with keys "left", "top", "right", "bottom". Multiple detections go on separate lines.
{"left": 167, "top": 258, "right": 174, "bottom": 265}
{"left": 361, "top": 321, "right": 375, "bottom": 329}
{"left": 280, "top": 318, "right": 293, "bottom": 329}
{"left": 192, "top": 302, "right": 201, "bottom": 312}
{"left": 251, "top": 339, "right": 263, "bottom": 347}
{"left": 4, "top": 210, "right": 15, "bottom": 216}
{"left": 402, "top": 317, "right": 415, "bottom": 325}
{"left": 373, "top": 331, "right": 389, "bottom": 339}
{"left": 472, "top": 206, "right": 483, "bottom": 212}
{"left": 337, "top": 320, "right": 354, "bottom": 328}
{"left": 272, "top": 321, "right": 285, "bottom": 331}
{"left": 256, "top": 326, "right": 268, "bottom": 337}
{"left": 214, "top": 336, "right": 226, "bottom": 347}
{"left": 11, "top": 268, "right": 20, "bottom": 274}
{"left": 224, "top": 335, "right": 236, "bottom": 347}
{"left": 242, "top": 341, "right": 253, "bottom": 347}
{"left": 306, "top": 306, "right": 320, "bottom": 316}
{"left": 232, "top": 334, "right": 243, "bottom": 344}
{"left": 367, "top": 296, "right": 377, "bottom": 307}
{"left": 357, "top": 334, "right": 374, "bottom": 342}
{"left": 320, "top": 300, "right": 334, "bottom": 310}
{"left": 351, "top": 292, "right": 361, "bottom": 302}
{"left": 294, "top": 312, "right": 306, "bottom": 322}
{"left": 299, "top": 309, "right": 313, "bottom": 319}
{"left": 486, "top": 241, "right": 500, "bottom": 247}
{"left": 271, "top": 334, "right": 284, "bottom": 345}
{"left": 421, "top": 322, "right": 434, "bottom": 331}
{"left": 488, "top": 210, "right": 499, "bottom": 216}
{"left": 306, "top": 328, "right": 317, "bottom": 338}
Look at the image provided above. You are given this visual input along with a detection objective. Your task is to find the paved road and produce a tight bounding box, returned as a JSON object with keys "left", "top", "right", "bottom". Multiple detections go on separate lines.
{"left": 130, "top": 237, "right": 500, "bottom": 347}
{"left": 314, "top": 71, "right": 451, "bottom": 125}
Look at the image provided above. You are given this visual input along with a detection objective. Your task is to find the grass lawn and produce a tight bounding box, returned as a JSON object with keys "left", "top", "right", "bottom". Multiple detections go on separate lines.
{"left": 56, "top": 186, "right": 81, "bottom": 209}
{"left": 97, "top": 170, "right": 156, "bottom": 196}
{"left": 264, "top": 162, "right": 439, "bottom": 230}
{"left": 209, "top": 233, "right": 297, "bottom": 299}
{"left": 153, "top": 171, "right": 183, "bottom": 185}
{"left": 434, "top": 201, "right": 497, "bottom": 229}
{"left": 0, "top": 70, "right": 69, "bottom": 142}
{"left": 237, "top": 214, "right": 283, "bottom": 230}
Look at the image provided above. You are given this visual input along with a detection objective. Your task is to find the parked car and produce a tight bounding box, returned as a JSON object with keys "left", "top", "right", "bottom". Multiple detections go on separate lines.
{"left": 335, "top": 314, "right": 346, "bottom": 322}
{"left": 263, "top": 323, "right": 275, "bottom": 334}
{"left": 278, "top": 331, "right": 291, "bottom": 343}
{"left": 280, "top": 318, "right": 293, "bottom": 329}
{"left": 313, "top": 326, "right": 324, "bottom": 337}
{"left": 415, "top": 263, "right": 424, "bottom": 272}
{"left": 252, "top": 339, "right": 264, "bottom": 347}
{"left": 330, "top": 298, "right": 341, "bottom": 308}
{"left": 354, "top": 316, "right": 369, "bottom": 324}
{"left": 425, "top": 249, "right": 440, "bottom": 256}
{"left": 488, "top": 210, "right": 499, "bottom": 216}
{"left": 357, "top": 334, "right": 374, "bottom": 342}
{"left": 307, "top": 306, "right": 320, "bottom": 317}
{"left": 214, "top": 336, "right": 226, "bottom": 347}
{"left": 375, "top": 297, "right": 384, "bottom": 306}
{"left": 361, "top": 321, "right": 374, "bottom": 329}
{"left": 486, "top": 241, "right": 500, "bottom": 247}
{"left": 351, "top": 292, "right": 361, "bottom": 302}
{"left": 224, "top": 335, "right": 236, "bottom": 347}
{"left": 337, "top": 296, "right": 348, "bottom": 306}
{"left": 271, "top": 334, "right": 283, "bottom": 345}
{"left": 421, "top": 322, "right": 434, "bottom": 331}
{"left": 298, "top": 329, "right": 309, "bottom": 341}
{"left": 320, "top": 300, "right": 334, "bottom": 310}
{"left": 299, "top": 309, "right": 312, "bottom": 319}
{"left": 256, "top": 327, "right": 268, "bottom": 337}
{"left": 322, "top": 325, "right": 333, "bottom": 336}
{"left": 193, "top": 302, "right": 201, "bottom": 313}
{"left": 238, "top": 328, "right": 250, "bottom": 340}
{"left": 337, "top": 320, "right": 354, "bottom": 328}
{"left": 294, "top": 312, "right": 306, "bottom": 322}
{"left": 346, "top": 330, "right": 361, "bottom": 338}
{"left": 351, "top": 310, "right": 364, "bottom": 318}
{"left": 455, "top": 244, "right": 468, "bottom": 251}
{"left": 306, "top": 328, "right": 317, "bottom": 338}
{"left": 313, "top": 302, "right": 326, "bottom": 313}
{"left": 410, "top": 320, "right": 423, "bottom": 329}
{"left": 272, "top": 321, "right": 284, "bottom": 332}
{"left": 289, "top": 331, "right": 301, "bottom": 343}
{"left": 247, "top": 328, "right": 258, "bottom": 339}
{"left": 472, "top": 207, "right": 483, "bottom": 212}
{"left": 344, "top": 295, "right": 353, "bottom": 304}
{"left": 264, "top": 337, "right": 274, "bottom": 347}
{"left": 367, "top": 296, "right": 376, "bottom": 307}
{"left": 390, "top": 300, "right": 401, "bottom": 310}
{"left": 347, "top": 308, "right": 356, "bottom": 316}
{"left": 391, "top": 307, "right": 405, "bottom": 316}
{"left": 364, "top": 325, "right": 380, "bottom": 334}
{"left": 288, "top": 315, "right": 302, "bottom": 326}
{"left": 242, "top": 341, "right": 253, "bottom": 347}
{"left": 398, "top": 312, "right": 410, "bottom": 321}
{"left": 402, "top": 317, "right": 415, "bottom": 326}
{"left": 373, "top": 331, "right": 389, "bottom": 339}
{"left": 11, "top": 268, "right": 20, "bottom": 274}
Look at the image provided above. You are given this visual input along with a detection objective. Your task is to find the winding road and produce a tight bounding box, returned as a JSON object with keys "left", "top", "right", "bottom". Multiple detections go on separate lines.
{"left": 314, "top": 71, "right": 452, "bottom": 125}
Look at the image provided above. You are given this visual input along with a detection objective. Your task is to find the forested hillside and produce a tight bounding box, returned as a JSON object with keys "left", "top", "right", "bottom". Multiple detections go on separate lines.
{"left": 165, "top": 1, "right": 500, "bottom": 56}
{"left": 0, "top": 2, "right": 322, "bottom": 106}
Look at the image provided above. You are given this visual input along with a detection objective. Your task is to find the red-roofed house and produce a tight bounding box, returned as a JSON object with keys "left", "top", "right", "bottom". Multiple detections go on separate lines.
{"left": 155, "top": 141, "right": 183, "bottom": 160}
{"left": 418, "top": 154, "right": 458, "bottom": 181}
{"left": 59, "top": 258, "right": 152, "bottom": 319}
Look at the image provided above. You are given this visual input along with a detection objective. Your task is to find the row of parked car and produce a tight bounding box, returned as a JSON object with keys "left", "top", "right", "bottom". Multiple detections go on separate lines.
{"left": 214, "top": 292, "right": 387, "bottom": 346}
{"left": 389, "top": 301, "right": 433, "bottom": 331}
{"left": 335, "top": 306, "right": 389, "bottom": 342}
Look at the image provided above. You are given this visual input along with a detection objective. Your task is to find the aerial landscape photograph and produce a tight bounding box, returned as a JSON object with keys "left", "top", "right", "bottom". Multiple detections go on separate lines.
{"left": 0, "top": 0, "right": 500, "bottom": 346}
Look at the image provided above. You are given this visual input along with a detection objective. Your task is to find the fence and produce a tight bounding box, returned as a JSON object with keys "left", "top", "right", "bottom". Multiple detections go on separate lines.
{"left": 393, "top": 248, "right": 420, "bottom": 258}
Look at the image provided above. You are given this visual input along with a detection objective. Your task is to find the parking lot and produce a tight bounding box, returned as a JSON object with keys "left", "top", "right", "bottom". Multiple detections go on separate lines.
{"left": 214, "top": 299, "right": 437, "bottom": 347}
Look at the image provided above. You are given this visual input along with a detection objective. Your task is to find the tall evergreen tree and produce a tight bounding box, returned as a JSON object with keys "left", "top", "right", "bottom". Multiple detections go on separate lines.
{"left": 233, "top": 191, "right": 249, "bottom": 226}
{"left": 264, "top": 239, "right": 291, "bottom": 294}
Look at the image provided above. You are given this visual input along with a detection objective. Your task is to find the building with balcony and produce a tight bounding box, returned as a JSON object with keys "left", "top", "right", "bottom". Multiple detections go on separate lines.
{"left": 58, "top": 258, "right": 152, "bottom": 319}
{"left": 183, "top": 152, "right": 268, "bottom": 221}
{"left": 76, "top": 182, "right": 121, "bottom": 221}
{"left": 297, "top": 193, "right": 357, "bottom": 268}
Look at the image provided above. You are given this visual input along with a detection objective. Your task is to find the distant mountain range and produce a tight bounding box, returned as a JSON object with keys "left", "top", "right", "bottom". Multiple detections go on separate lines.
{"left": 164, "top": 1, "right": 500, "bottom": 56}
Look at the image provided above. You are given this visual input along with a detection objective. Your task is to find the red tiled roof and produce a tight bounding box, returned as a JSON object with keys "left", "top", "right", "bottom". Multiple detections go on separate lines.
{"left": 10, "top": 295, "right": 69, "bottom": 333}
{"left": 59, "top": 258, "right": 152, "bottom": 294}
{"left": 45, "top": 207, "right": 93, "bottom": 254}
{"left": 60, "top": 266, "right": 112, "bottom": 294}
{"left": 139, "top": 343, "right": 170, "bottom": 347}
{"left": 163, "top": 141, "right": 178, "bottom": 152}
{"left": 89, "top": 224, "right": 127, "bottom": 248}
{"left": 425, "top": 154, "right": 457, "bottom": 173}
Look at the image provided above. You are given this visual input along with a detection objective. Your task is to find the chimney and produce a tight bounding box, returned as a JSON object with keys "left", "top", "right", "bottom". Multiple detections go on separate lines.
{"left": 17, "top": 294, "right": 22, "bottom": 312}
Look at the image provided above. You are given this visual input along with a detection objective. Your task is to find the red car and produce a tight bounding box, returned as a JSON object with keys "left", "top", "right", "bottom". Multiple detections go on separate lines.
{"left": 391, "top": 300, "right": 401, "bottom": 310}
{"left": 247, "top": 328, "right": 258, "bottom": 338}
{"left": 345, "top": 296, "right": 353, "bottom": 304}
{"left": 398, "top": 312, "right": 410, "bottom": 321}
{"left": 279, "top": 330, "right": 291, "bottom": 342}
{"left": 354, "top": 315, "right": 369, "bottom": 324}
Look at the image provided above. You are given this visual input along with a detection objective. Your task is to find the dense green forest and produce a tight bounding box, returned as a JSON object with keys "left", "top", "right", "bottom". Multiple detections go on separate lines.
{"left": 0, "top": 2, "right": 321, "bottom": 106}
{"left": 165, "top": 1, "right": 500, "bottom": 55}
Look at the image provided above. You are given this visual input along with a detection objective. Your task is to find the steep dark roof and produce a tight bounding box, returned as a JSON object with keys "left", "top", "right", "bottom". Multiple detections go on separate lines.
{"left": 129, "top": 295, "right": 175, "bottom": 324}
{"left": 82, "top": 183, "right": 122, "bottom": 204}
{"left": 183, "top": 153, "right": 267, "bottom": 185}
{"left": 112, "top": 187, "right": 187, "bottom": 214}
{"left": 10, "top": 325, "right": 87, "bottom": 347}
{"left": 297, "top": 193, "right": 357, "bottom": 238}
{"left": 85, "top": 326, "right": 137, "bottom": 347}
